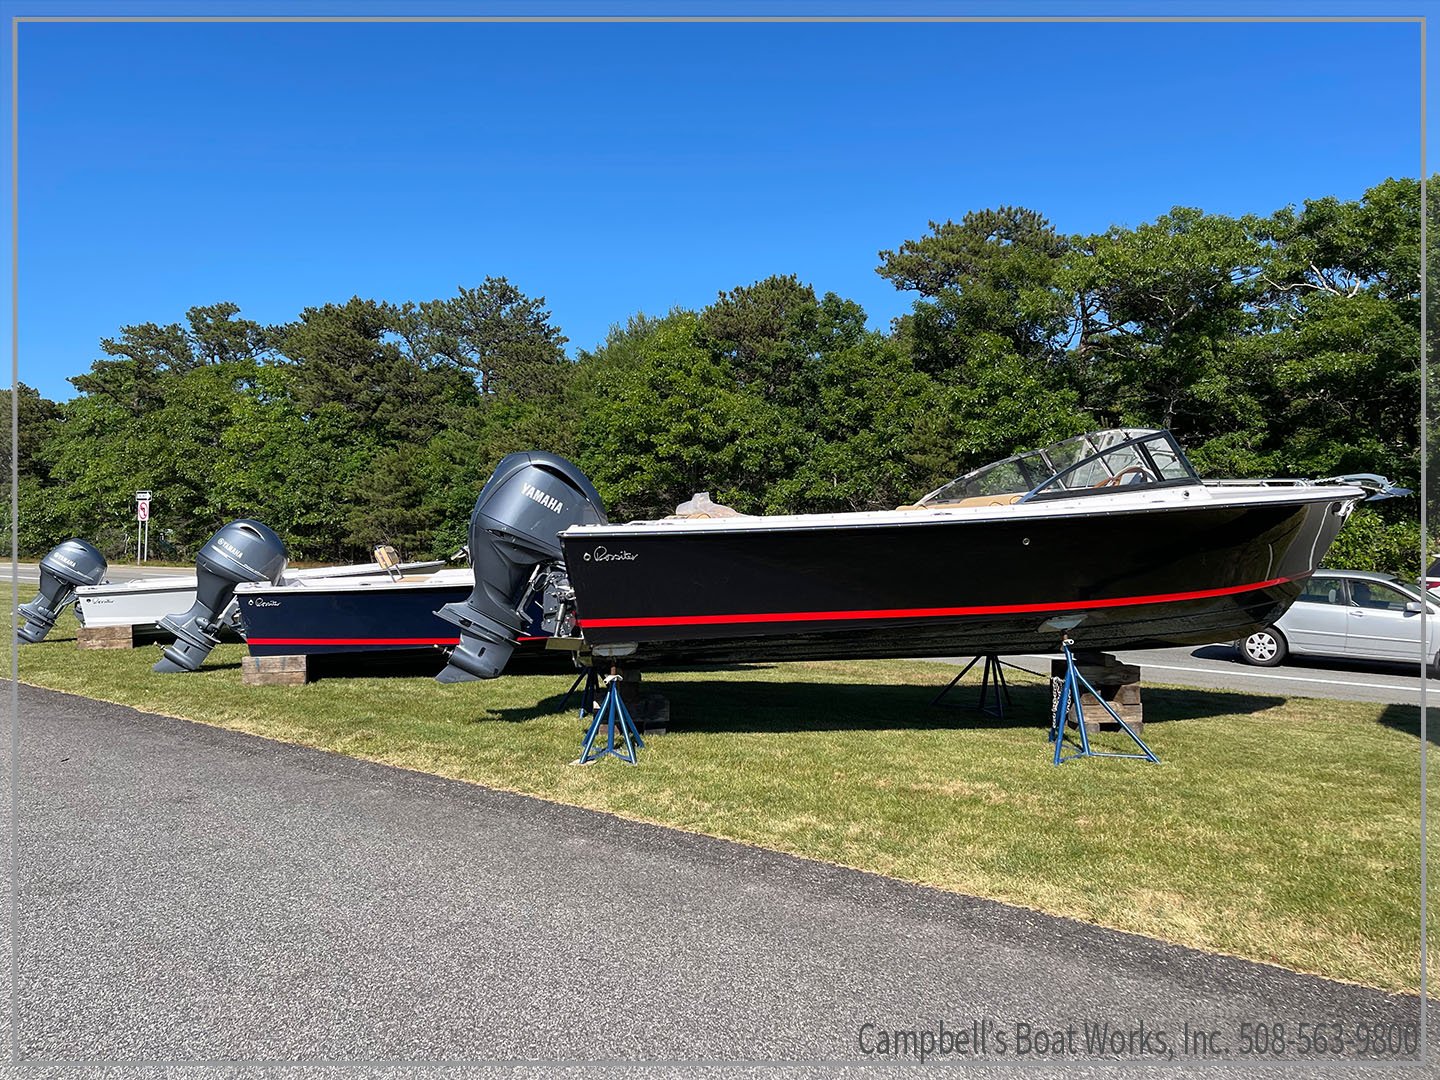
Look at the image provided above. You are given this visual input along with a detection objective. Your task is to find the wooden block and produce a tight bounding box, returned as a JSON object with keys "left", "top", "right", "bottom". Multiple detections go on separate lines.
{"left": 242, "top": 654, "right": 309, "bottom": 687}
{"left": 1053, "top": 654, "right": 1139, "bottom": 682}
{"left": 1051, "top": 673, "right": 1144, "bottom": 735}
{"left": 78, "top": 625, "right": 137, "bottom": 650}
{"left": 1082, "top": 699, "right": 1144, "bottom": 735}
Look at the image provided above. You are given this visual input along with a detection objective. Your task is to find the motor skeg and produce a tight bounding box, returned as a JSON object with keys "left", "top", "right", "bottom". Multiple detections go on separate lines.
{"left": 154, "top": 519, "right": 287, "bottom": 672}
{"left": 436, "top": 451, "right": 606, "bottom": 682}
{"left": 17, "top": 539, "right": 107, "bottom": 643}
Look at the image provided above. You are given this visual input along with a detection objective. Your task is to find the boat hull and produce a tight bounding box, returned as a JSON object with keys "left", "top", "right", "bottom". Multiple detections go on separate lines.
{"left": 560, "top": 495, "right": 1351, "bottom": 664}
{"left": 241, "top": 580, "right": 474, "bottom": 658}
{"left": 74, "top": 579, "right": 202, "bottom": 631}
{"left": 238, "top": 578, "right": 557, "bottom": 669}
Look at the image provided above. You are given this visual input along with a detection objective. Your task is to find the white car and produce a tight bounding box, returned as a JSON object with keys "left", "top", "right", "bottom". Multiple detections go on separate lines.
{"left": 1239, "top": 569, "right": 1440, "bottom": 673}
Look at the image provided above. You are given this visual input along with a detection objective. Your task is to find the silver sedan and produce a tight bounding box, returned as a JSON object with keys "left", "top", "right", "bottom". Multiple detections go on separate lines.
{"left": 1238, "top": 569, "right": 1440, "bottom": 674}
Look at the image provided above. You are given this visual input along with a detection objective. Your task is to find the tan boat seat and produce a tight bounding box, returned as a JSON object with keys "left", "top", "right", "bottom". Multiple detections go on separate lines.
{"left": 895, "top": 493, "right": 1023, "bottom": 510}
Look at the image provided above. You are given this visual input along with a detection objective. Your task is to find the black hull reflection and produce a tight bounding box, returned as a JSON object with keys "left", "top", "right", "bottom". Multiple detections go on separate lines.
{"left": 561, "top": 496, "right": 1349, "bottom": 665}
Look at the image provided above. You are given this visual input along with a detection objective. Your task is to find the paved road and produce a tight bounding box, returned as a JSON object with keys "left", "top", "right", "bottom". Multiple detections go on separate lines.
{"left": 6, "top": 683, "right": 1428, "bottom": 1075}
{"left": 940, "top": 645, "right": 1435, "bottom": 708}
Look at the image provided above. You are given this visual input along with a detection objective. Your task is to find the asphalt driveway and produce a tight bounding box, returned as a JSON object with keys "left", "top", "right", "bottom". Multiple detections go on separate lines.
{"left": 5, "top": 683, "right": 1430, "bottom": 1075}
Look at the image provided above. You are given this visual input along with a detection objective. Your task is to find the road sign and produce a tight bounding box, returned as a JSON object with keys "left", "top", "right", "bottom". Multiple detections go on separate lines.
{"left": 133, "top": 491, "right": 153, "bottom": 563}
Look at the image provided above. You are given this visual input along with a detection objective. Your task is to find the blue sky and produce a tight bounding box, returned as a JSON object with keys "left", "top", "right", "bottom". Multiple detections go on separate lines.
{"left": 5, "top": 3, "right": 1430, "bottom": 400}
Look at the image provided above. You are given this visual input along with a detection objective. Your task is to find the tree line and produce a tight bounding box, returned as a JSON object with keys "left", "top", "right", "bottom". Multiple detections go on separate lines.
{"left": 5, "top": 176, "right": 1427, "bottom": 575}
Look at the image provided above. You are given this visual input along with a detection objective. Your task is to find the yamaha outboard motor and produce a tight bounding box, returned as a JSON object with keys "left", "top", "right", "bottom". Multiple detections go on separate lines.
{"left": 436, "top": 452, "right": 606, "bottom": 682}
{"left": 16, "top": 539, "right": 108, "bottom": 643}
{"left": 153, "top": 519, "right": 287, "bottom": 673}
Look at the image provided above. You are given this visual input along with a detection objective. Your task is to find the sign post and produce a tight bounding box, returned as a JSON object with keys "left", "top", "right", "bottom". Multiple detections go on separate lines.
{"left": 135, "top": 491, "right": 152, "bottom": 565}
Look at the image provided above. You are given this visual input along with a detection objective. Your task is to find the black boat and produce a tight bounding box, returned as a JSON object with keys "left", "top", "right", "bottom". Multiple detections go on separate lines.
{"left": 424, "top": 433, "right": 1394, "bottom": 682}
{"left": 551, "top": 429, "right": 1377, "bottom": 665}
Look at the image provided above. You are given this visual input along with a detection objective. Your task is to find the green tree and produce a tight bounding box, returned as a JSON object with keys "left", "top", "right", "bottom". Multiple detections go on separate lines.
{"left": 68, "top": 320, "right": 196, "bottom": 416}
{"left": 2, "top": 384, "right": 62, "bottom": 554}
{"left": 697, "top": 274, "right": 826, "bottom": 401}
{"left": 210, "top": 363, "right": 353, "bottom": 560}
{"left": 1070, "top": 207, "right": 1266, "bottom": 445}
{"left": 0, "top": 383, "right": 60, "bottom": 483}
{"left": 402, "top": 278, "right": 570, "bottom": 398}
{"left": 878, "top": 206, "right": 1071, "bottom": 371}
{"left": 574, "top": 312, "right": 809, "bottom": 518}
{"left": 276, "top": 296, "right": 474, "bottom": 444}
{"left": 784, "top": 328, "right": 954, "bottom": 511}
{"left": 1249, "top": 178, "right": 1421, "bottom": 487}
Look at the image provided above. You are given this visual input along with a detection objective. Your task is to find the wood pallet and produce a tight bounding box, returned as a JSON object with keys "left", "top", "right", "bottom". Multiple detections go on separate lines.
{"left": 77, "top": 625, "right": 139, "bottom": 650}
{"left": 1049, "top": 653, "right": 1143, "bottom": 734}
{"left": 241, "top": 654, "right": 309, "bottom": 686}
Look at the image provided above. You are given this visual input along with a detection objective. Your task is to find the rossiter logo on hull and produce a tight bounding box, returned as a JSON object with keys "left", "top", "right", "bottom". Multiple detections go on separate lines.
{"left": 521, "top": 482, "right": 564, "bottom": 514}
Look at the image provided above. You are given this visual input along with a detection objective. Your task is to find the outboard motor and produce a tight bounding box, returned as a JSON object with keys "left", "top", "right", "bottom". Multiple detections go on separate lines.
{"left": 17, "top": 538, "right": 108, "bottom": 643}
{"left": 153, "top": 519, "right": 287, "bottom": 673}
{"left": 436, "top": 452, "right": 606, "bottom": 682}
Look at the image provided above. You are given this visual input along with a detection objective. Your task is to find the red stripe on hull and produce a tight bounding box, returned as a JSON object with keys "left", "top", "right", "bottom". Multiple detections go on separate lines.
{"left": 577, "top": 575, "right": 1300, "bottom": 630}
{"left": 247, "top": 635, "right": 547, "bottom": 646}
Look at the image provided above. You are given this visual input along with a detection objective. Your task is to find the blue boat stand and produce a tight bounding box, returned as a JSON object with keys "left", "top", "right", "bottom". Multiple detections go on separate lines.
{"left": 574, "top": 668, "right": 645, "bottom": 765}
{"left": 562, "top": 666, "right": 600, "bottom": 718}
{"left": 1050, "top": 638, "right": 1159, "bottom": 766}
{"left": 931, "top": 653, "right": 1012, "bottom": 718}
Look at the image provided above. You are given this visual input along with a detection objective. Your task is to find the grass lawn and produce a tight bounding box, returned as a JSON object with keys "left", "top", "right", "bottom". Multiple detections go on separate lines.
{"left": 11, "top": 593, "right": 1433, "bottom": 993}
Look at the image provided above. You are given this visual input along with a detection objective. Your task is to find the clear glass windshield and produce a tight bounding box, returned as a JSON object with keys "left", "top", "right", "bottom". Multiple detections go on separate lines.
{"left": 918, "top": 429, "right": 1200, "bottom": 506}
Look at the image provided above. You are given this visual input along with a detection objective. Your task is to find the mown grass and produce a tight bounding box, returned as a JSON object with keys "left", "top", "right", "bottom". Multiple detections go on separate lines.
{"left": 11, "top": 594, "right": 1434, "bottom": 992}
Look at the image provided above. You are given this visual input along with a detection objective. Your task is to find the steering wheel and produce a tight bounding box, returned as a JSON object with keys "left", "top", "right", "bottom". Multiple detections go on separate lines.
{"left": 1092, "top": 465, "right": 1158, "bottom": 488}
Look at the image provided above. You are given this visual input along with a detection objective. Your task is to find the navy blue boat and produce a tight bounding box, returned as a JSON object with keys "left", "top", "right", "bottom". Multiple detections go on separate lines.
{"left": 236, "top": 568, "right": 552, "bottom": 665}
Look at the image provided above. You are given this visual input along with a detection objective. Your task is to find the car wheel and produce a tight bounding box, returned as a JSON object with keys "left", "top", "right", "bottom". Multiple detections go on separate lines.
{"left": 1241, "top": 627, "right": 1287, "bottom": 667}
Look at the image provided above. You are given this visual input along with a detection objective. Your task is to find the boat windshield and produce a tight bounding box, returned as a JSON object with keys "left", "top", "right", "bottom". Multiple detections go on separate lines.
{"left": 918, "top": 429, "right": 1200, "bottom": 507}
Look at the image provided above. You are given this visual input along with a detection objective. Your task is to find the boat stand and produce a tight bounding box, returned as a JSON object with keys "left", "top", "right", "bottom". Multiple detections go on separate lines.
{"left": 931, "top": 654, "right": 1012, "bottom": 718}
{"left": 561, "top": 666, "right": 600, "bottom": 718}
{"left": 574, "top": 671, "right": 645, "bottom": 765}
{"left": 1050, "top": 639, "right": 1159, "bottom": 765}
